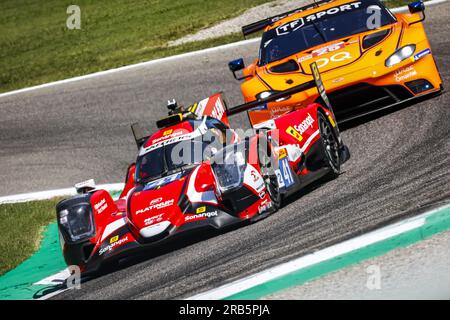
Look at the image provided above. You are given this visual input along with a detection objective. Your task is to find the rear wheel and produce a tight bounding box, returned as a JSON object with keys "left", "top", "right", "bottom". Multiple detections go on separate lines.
{"left": 318, "top": 112, "right": 341, "bottom": 177}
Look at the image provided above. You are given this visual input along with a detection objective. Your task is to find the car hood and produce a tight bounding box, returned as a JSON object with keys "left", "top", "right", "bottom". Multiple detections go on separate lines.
{"left": 128, "top": 170, "right": 192, "bottom": 233}
{"left": 259, "top": 27, "right": 396, "bottom": 91}
{"left": 296, "top": 37, "right": 362, "bottom": 73}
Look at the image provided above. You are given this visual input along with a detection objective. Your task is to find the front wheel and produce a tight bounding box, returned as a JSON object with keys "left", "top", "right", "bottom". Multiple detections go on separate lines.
{"left": 318, "top": 112, "right": 341, "bottom": 177}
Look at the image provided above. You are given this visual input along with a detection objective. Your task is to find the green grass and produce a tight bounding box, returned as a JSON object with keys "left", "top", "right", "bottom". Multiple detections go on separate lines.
{"left": 0, "top": 199, "right": 60, "bottom": 276}
{"left": 0, "top": 0, "right": 271, "bottom": 93}
{"left": 0, "top": 0, "right": 413, "bottom": 93}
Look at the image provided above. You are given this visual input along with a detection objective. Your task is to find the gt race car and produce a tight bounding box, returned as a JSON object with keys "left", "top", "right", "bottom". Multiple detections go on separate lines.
{"left": 228, "top": 0, "right": 443, "bottom": 125}
{"left": 56, "top": 63, "right": 350, "bottom": 274}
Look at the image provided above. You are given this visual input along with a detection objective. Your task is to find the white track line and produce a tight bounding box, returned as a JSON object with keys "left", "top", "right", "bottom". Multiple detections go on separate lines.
{"left": 35, "top": 268, "right": 72, "bottom": 286}
{"left": 0, "top": 38, "right": 260, "bottom": 99}
{"left": 0, "top": 183, "right": 124, "bottom": 204}
{"left": 187, "top": 204, "right": 450, "bottom": 300}
{"left": 0, "top": 0, "right": 446, "bottom": 99}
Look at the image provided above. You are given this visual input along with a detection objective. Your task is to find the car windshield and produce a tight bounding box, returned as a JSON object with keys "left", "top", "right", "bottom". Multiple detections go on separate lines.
{"left": 259, "top": 0, "right": 396, "bottom": 65}
{"left": 136, "top": 124, "right": 225, "bottom": 183}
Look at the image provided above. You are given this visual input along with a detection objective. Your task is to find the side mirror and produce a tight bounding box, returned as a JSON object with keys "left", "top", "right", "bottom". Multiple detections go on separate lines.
{"left": 228, "top": 58, "right": 245, "bottom": 72}
{"left": 407, "top": 1, "right": 426, "bottom": 25}
{"left": 228, "top": 58, "right": 248, "bottom": 80}
{"left": 408, "top": 1, "right": 425, "bottom": 13}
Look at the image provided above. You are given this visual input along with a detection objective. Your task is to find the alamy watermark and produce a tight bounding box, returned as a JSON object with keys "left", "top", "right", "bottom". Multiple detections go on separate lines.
{"left": 66, "top": 5, "right": 81, "bottom": 30}
{"left": 366, "top": 264, "right": 382, "bottom": 290}
{"left": 66, "top": 265, "right": 81, "bottom": 289}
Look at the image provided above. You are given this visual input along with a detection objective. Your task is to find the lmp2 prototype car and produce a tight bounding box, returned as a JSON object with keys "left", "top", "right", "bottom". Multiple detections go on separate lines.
{"left": 56, "top": 63, "right": 350, "bottom": 274}
{"left": 229, "top": 0, "right": 443, "bottom": 125}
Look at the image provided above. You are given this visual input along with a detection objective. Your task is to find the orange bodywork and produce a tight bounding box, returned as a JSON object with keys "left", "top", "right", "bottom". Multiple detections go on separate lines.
{"left": 236, "top": 0, "right": 443, "bottom": 126}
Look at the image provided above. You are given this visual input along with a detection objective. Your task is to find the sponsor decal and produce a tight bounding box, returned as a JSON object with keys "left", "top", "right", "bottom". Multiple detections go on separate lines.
{"left": 394, "top": 66, "right": 417, "bottom": 82}
{"left": 163, "top": 129, "right": 173, "bottom": 136}
{"left": 286, "top": 126, "right": 303, "bottom": 142}
{"left": 150, "top": 197, "right": 163, "bottom": 205}
{"left": 327, "top": 114, "right": 336, "bottom": 128}
{"left": 211, "top": 98, "right": 225, "bottom": 121}
{"left": 276, "top": 2, "right": 362, "bottom": 36}
{"left": 294, "top": 113, "right": 315, "bottom": 135}
{"left": 136, "top": 199, "right": 174, "bottom": 215}
{"left": 276, "top": 18, "right": 305, "bottom": 36}
{"left": 144, "top": 213, "right": 164, "bottom": 226}
{"left": 270, "top": 106, "right": 291, "bottom": 116}
{"left": 312, "top": 42, "right": 345, "bottom": 57}
{"left": 185, "top": 211, "right": 218, "bottom": 222}
{"left": 99, "top": 236, "right": 129, "bottom": 255}
{"left": 196, "top": 206, "right": 206, "bottom": 214}
{"left": 278, "top": 148, "right": 287, "bottom": 160}
{"left": 298, "top": 54, "right": 313, "bottom": 63}
{"left": 94, "top": 198, "right": 108, "bottom": 214}
{"left": 304, "top": 2, "right": 362, "bottom": 23}
{"left": 316, "top": 51, "right": 352, "bottom": 69}
{"left": 413, "top": 48, "right": 431, "bottom": 61}
{"left": 143, "top": 172, "right": 182, "bottom": 190}
{"left": 109, "top": 235, "right": 119, "bottom": 244}
{"left": 151, "top": 130, "right": 184, "bottom": 144}
{"left": 255, "top": 182, "right": 265, "bottom": 193}
{"left": 258, "top": 200, "right": 273, "bottom": 214}
{"left": 332, "top": 77, "right": 345, "bottom": 84}
{"left": 141, "top": 120, "right": 208, "bottom": 154}
{"left": 188, "top": 102, "right": 198, "bottom": 113}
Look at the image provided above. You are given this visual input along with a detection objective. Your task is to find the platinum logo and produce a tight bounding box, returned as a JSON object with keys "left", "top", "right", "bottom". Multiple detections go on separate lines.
{"left": 136, "top": 199, "right": 174, "bottom": 215}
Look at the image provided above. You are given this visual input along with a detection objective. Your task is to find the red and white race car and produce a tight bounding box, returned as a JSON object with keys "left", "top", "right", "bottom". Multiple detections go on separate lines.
{"left": 56, "top": 63, "right": 350, "bottom": 274}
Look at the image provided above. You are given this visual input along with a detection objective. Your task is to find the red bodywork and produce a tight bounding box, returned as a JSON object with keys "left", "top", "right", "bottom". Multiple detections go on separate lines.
{"left": 57, "top": 87, "right": 349, "bottom": 274}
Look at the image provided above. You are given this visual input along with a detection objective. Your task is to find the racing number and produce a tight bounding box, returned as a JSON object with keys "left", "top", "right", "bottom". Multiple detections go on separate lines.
{"left": 277, "top": 157, "right": 294, "bottom": 189}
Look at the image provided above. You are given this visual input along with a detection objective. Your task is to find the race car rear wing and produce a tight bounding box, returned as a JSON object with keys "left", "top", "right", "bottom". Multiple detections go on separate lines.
{"left": 226, "top": 62, "right": 333, "bottom": 116}
{"left": 241, "top": 0, "right": 333, "bottom": 36}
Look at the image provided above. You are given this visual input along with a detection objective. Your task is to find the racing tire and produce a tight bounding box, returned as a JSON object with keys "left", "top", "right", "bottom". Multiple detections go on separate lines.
{"left": 318, "top": 112, "right": 341, "bottom": 178}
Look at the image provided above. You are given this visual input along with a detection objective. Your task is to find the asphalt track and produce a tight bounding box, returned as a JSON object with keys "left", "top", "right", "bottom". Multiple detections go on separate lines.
{"left": 0, "top": 3, "right": 448, "bottom": 299}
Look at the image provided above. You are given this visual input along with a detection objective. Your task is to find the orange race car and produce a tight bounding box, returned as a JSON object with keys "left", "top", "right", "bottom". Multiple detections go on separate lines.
{"left": 228, "top": 0, "right": 443, "bottom": 126}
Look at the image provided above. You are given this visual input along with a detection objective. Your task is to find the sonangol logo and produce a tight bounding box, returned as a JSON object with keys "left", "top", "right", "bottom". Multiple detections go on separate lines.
{"left": 294, "top": 113, "right": 315, "bottom": 135}
{"left": 99, "top": 236, "right": 129, "bottom": 255}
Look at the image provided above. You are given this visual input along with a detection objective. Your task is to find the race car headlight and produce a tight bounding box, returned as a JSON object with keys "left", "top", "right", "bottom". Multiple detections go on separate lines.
{"left": 385, "top": 45, "right": 416, "bottom": 67}
{"left": 211, "top": 147, "right": 246, "bottom": 193}
{"left": 256, "top": 91, "right": 290, "bottom": 102}
{"left": 58, "top": 204, "right": 95, "bottom": 243}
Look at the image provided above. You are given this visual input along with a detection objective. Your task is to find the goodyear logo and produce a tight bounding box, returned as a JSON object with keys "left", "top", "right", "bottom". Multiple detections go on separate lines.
{"left": 110, "top": 235, "right": 119, "bottom": 244}
{"left": 286, "top": 126, "right": 303, "bottom": 142}
{"left": 196, "top": 206, "right": 206, "bottom": 214}
{"left": 188, "top": 103, "right": 198, "bottom": 113}
{"left": 328, "top": 115, "right": 336, "bottom": 128}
